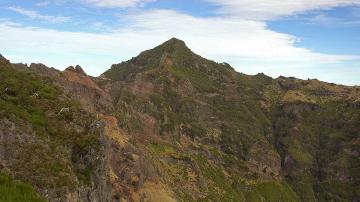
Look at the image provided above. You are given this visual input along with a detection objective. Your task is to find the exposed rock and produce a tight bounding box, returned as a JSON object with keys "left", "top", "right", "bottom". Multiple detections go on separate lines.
{"left": 0, "top": 54, "right": 9, "bottom": 64}
{"left": 66, "top": 65, "right": 87, "bottom": 76}
{"left": 11, "top": 63, "right": 29, "bottom": 72}
{"left": 61, "top": 67, "right": 113, "bottom": 113}
{"left": 29, "top": 63, "right": 61, "bottom": 78}
{"left": 58, "top": 107, "right": 70, "bottom": 114}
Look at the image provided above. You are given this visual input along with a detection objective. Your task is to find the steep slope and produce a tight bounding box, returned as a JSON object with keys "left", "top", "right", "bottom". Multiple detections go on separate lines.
{"left": 0, "top": 56, "right": 111, "bottom": 201}
{"left": 100, "top": 38, "right": 360, "bottom": 201}
{"left": 15, "top": 63, "right": 114, "bottom": 114}
{"left": 99, "top": 38, "right": 295, "bottom": 201}
{"left": 267, "top": 78, "right": 360, "bottom": 201}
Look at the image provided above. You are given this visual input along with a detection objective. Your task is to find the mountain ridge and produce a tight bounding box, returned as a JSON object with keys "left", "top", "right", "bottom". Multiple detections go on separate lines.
{"left": 0, "top": 38, "right": 359, "bottom": 201}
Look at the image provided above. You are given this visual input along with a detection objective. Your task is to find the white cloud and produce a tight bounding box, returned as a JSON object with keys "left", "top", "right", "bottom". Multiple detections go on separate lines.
{"left": 123, "top": 10, "right": 359, "bottom": 64}
{"left": 7, "top": 6, "right": 71, "bottom": 23}
{"left": 0, "top": 9, "right": 359, "bottom": 85}
{"left": 206, "top": 0, "right": 360, "bottom": 20}
{"left": 82, "top": 0, "right": 155, "bottom": 8}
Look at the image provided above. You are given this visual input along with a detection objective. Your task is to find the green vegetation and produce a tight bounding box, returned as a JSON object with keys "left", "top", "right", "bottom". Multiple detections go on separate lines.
{"left": 246, "top": 182, "right": 300, "bottom": 202}
{"left": 287, "top": 175, "right": 317, "bottom": 202}
{"left": 194, "top": 154, "right": 247, "bottom": 201}
{"left": 169, "top": 66, "right": 217, "bottom": 92}
{"left": 211, "top": 95, "right": 271, "bottom": 157}
{"left": 0, "top": 62, "right": 101, "bottom": 195}
{"left": 272, "top": 95, "right": 360, "bottom": 201}
{"left": 148, "top": 142, "right": 176, "bottom": 155}
{"left": 0, "top": 172, "right": 45, "bottom": 202}
{"left": 102, "top": 38, "right": 360, "bottom": 201}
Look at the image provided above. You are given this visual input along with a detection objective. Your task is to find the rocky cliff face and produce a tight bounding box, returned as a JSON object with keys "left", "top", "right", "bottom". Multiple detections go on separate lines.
{"left": 0, "top": 38, "right": 359, "bottom": 201}
{"left": 0, "top": 58, "right": 112, "bottom": 201}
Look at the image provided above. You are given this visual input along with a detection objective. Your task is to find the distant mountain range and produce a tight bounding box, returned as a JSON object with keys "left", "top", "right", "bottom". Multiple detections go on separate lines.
{"left": 0, "top": 38, "right": 359, "bottom": 202}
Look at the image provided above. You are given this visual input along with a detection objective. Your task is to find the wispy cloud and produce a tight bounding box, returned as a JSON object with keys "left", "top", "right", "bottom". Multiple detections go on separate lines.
{"left": 205, "top": 0, "right": 360, "bottom": 20}
{"left": 305, "top": 13, "right": 360, "bottom": 27}
{"left": 35, "top": 1, "right": 50, "bottom": 7}
{"left": 343, "top": 20, "right": 360, "bottom": 25}
{"left": 351, "top": 7, "right": 360, "bottom": 18}
{"left": 7, "top": 6, "right": 71, "bottom": 23}
{"left": 306, "top": 13, "right": 340, "bottom": 25}
{"left": 82, "top": 0, "right": 156, "bottom": 8}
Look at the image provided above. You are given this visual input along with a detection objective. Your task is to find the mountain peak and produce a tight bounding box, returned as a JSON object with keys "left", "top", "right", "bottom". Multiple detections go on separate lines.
{"left": 66, "top": 65, "right": 87, "bottom": 75}
{"left": 163, "top": 37, "right": 186, "bottom": 46}
{"left": 103, "top": 38, "right": 214, "bottom": 80}
{"left": 151, "top": 37, "right": 191, "bottom": 54}
{"left": 124, "top": 37, "right": 198, "bottom": 69}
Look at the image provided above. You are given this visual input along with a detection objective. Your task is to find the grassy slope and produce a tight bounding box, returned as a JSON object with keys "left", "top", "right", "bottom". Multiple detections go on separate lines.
{"left": 0, "top": 59, "right": 101, "bottom": 199}
{"left": 269, "top": 79, "right": 360, "bottom": 201}
{"left": 0, "top": 172, "right": 45, "bottom": 202}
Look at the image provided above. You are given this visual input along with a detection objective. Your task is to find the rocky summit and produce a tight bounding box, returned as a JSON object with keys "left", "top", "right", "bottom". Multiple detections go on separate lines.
{"left": 0, "top": 38, "right": 359, "bottom": 202}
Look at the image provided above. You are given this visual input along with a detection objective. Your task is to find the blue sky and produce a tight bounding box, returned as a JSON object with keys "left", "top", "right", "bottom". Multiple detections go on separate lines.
{"left": 0, "top": 0, "right": 359, "bottom": 85}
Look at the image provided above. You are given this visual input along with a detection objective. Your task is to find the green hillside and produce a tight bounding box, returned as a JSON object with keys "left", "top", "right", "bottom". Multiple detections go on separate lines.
{"left": 0, "top": 38, "right": 359, "bottom": 201}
